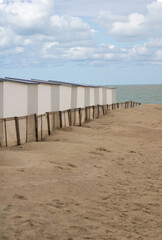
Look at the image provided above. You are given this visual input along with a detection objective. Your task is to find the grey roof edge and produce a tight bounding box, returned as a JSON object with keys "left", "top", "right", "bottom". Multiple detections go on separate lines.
{"left": 1, "top": 78, "right": 38, "bottom": 85}
{"left": 1, "top": 77, "right": 116, "bottom": 89}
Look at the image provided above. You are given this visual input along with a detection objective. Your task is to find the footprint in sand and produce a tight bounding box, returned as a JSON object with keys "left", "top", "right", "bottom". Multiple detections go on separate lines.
{"left": 96, "top": 147, "right": 112, "bottom": 153}
{"left": 14, "top": 194, "right": 27, "bottom": 200}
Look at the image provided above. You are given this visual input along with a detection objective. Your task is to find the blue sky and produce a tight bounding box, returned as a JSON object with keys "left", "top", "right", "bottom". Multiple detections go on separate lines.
{"left": 0, "top": 0, "right": 162, "bottom": 85}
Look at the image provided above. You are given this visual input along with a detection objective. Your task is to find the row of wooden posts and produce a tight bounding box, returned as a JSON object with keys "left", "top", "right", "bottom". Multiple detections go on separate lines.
{"left": 0, "top": 101, "right": 141, "bottom": 147}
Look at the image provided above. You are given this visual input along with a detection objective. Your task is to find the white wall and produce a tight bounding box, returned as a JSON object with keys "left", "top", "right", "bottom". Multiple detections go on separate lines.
{"left": 59, "top": 86, "right": 72, "bottom": 111}
{"left": 71, "top": 86, "right": 85, "bottom": 109}
{"left": 51, "top": 85, "right": 60, "bottom": 112}
{"left": 106, "top": 88, "right": 116, "bottom": 104}
{"left": 28, "top": 84, "right": 38, "bottom": 115}
{"left": 85, "top": 87, "right": 95, "bottom": 106}
{"left": 95, "top": 88, "right": 103, "bottom": 105}
{"left": 0, "top": 81, "right": 117, "bottom": 118}
{"left": 0, "top": 82, "right": 3, "bottom": 118}
{"left": 77, "top": 87, "right": 85, "bottom": 108}
{"left": 85, "top": 88, "right": 90, "bottom": 107}
{"left": 3, "top": 81, "right": 28, "bottom": 118}
{"left": 94, "top": 88, "right": 99, "bottom": 105}
{"left": 71, "top": 87, "right": 77, "bottom": 109}
{"left": 89, "top": 88, "right": 95, "bottom": 106}
{"left": 99, "top": 88, "right": 103, "bottom": 105}
{"left": 38, "top": 84, "right": 51, "bottom": 115}
{"left": 103, "top": 88, "right": 107, "bottom": 105}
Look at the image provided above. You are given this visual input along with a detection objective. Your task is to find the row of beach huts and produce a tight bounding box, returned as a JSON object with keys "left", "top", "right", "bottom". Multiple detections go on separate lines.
{"left": 0, "top": 77, "right": 116, "bottom": 119}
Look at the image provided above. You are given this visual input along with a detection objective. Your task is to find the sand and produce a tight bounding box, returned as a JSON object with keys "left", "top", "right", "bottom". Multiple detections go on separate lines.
{"left": 0, "top": 104, "right": 162, "bottom": 240}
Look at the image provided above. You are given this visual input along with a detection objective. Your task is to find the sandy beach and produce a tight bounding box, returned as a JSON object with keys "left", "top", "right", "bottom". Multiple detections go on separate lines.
{"left": 0, "top": 104, "right": 162, "bottom": 240}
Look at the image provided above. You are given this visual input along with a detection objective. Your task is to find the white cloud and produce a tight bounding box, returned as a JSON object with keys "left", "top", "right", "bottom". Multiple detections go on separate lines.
{"left": 155, "top": 49, "right": 162, "bottom": 60}
{"left": 0, "top": 0, "right": 94, "bottom": 65}
{"left": 0, "top": 0, "right": 162, "bottom": 67}
{"left": 97, "top": 11, "right": 147, "bottom": 41}
{"left": 147, "top": 0, "right": 162, "bottom": 36}
{"left": 146, "top": 38, "right": 162, "bottom": 48}
{"left": 54, "top": 0, "right": 154, "bottom": 17}
{"left": 110, "top": 14, "right": 146, "bottom": 39}
{"left": 0, "top": 0, "right": 93, "bottom": 40}
{"left": 96, "top": 0, "right": 162, "bottom": 41}
{"left": 0, "top": 0, "right": 54, "bottom": 35}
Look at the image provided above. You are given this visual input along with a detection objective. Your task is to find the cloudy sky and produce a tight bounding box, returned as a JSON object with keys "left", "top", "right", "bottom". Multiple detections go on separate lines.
{"left": 0, "top": 0, "right": 162, "bottom": 85}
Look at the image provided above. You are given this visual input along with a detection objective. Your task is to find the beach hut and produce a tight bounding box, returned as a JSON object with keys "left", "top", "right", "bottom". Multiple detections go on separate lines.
{"left": 94, "top": 87, "right": 104, "bottom": 105}
{"left": 71, "top": 86, "right": 85, "bottom": 109}
{"left": 107, "top": 88, "right": 116, "bottom": 104}
{"left": 0, "top": 78, "right": 29, "bottom": 118}
{"left": 28, "top": 83, "right": 52, "bottom": 115}
{"left": 85, "top": 86, "right": 95, "bottom": 107}
{"left": 103, "top": 87, "right": 116, "bottom": 105}
{"left": 51, "top": 84, "right": 72, "bottom": 111}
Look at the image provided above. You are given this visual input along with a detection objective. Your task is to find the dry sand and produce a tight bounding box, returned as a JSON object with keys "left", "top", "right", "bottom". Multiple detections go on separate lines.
{"left": 0, "top": 104, "right": 162, "bottom": 240}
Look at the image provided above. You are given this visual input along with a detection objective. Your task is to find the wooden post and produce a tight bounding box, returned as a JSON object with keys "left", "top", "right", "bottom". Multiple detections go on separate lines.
{"left": 89, "top": 107, "right": 91, "bottom": 120}
{"left": 68, "top": 110, "right": 71, "bottom": 126}
{"left": 79, "top": 108, "right": 82, "bottom": 126}
{"left": 4, "top": 119, "right": 7, "bottom": 147}
{"left": 98, "top": 105, "right": 100, "bottom": 117}
{"left": 59, "top": 111, "right": 62, "bottom": 128}
{"left": 85, "top": 107, "right": 87, "bottom": 121}
{"left": 15, "top": 117, "right": 21, "bottom": 145}
{"left": 93, "top": 106, "right": 95, "bottom": 119}
{"left": 102, "top": 105, "right": 104, "bottom": 115}
{"left": 26, "top": 116, "right": 28, "bottom": 142}
{"left": 64, "top": 111, "right": 66, "bottom": 127}
{"left": 47, "top": 112, "right": 51, "bottom": 135}
{"left": 53, "top": 112, "right": 55, "bottom": 129}
{"left": 34, "top": 114, "right": 38, "bottom": 142}
{"left": 73, "top": 109, "right": 76, "bottom": 126}
{"left": 41, "top": 115, "right": 43, "bottom": 140}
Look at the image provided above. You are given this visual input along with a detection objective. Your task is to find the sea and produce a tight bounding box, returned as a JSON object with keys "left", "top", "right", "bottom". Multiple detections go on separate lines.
{"left": 113, "top": 85, "right": 162, "bottom": 105}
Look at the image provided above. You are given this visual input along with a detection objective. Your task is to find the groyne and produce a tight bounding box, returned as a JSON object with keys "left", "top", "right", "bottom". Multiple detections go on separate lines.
{"left": 0, "top": 101, "right": 141, "bottom": 147}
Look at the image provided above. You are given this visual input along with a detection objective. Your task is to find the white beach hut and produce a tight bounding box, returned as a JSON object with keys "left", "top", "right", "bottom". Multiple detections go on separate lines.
{"left": 85, "top": 86, "right": 95, "bottom": 107}
{"left": 103, "top": 87, "right": 116, "bottom": 105}
{"left": 94, "top": 87, "right": 104, "bottom": 105}
{"left": 0, "top": 79, "right": 28, "bottom": 118}
{"left": 51, "top": 84, "right": 72, "bottom": 111}
{"left": 107, "top": 88, "right": 116, "bottom": 104}
{"left": 28, "top": 83, "right": 52, "bottom": 115}
{"left": 71, "top": 86, "right": 85, "bottom": 109}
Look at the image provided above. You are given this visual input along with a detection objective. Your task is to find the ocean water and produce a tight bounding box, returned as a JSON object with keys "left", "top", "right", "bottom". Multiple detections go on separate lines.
{"left": 114, "top": 85, "right": 162, "bottom": 105}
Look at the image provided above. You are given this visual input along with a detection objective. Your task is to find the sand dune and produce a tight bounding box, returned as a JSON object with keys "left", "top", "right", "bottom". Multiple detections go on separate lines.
{"left": 0, "top": 104, "right": 162, "bottom": 240}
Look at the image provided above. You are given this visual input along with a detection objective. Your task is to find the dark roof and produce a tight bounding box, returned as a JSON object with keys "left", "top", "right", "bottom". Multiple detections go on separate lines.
{"left": 1, "top": 77, "right": 37, "bottom": 85}
{"left": 1, "top": 77, "right": 116, "bottom": 89}
{"left": 48, "top": 80, "right": 84, "bottom": 87}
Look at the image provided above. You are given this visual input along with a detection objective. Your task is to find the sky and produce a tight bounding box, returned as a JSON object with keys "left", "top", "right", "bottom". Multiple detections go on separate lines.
{"left": 0, "top": 0, "right": 162, "bottom": 85}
